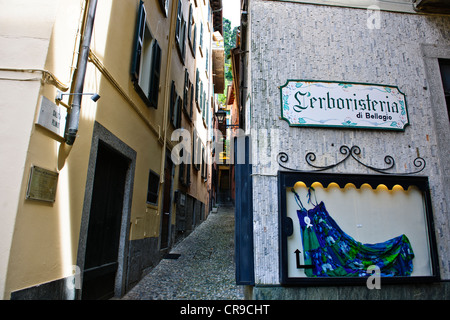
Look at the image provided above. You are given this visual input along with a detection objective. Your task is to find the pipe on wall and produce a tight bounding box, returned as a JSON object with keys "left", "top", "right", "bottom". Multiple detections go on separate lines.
{"left": 64, "top": 0, "right": 98, "bottom": 145}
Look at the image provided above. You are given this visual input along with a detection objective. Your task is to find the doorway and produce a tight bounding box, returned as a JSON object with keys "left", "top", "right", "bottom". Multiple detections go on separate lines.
{"left": 160, "top": 153, "right": 174, "bottom": 249}
{"left": 81, "top": 142, "right": 130, "bottom": 300}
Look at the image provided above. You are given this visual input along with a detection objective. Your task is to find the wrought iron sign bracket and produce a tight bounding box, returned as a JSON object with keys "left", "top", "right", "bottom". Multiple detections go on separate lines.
{"left": 277, "top": 145, "right": 426, "bottom": 175}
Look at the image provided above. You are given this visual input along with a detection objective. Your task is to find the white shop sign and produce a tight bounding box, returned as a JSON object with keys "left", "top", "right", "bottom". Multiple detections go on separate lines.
{"left": 280, "top": 80, "right": 409, "bottom": 131}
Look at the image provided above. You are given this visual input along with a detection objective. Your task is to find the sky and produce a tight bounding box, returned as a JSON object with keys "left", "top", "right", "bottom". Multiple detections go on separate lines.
{"left": 222, "top": 0, "right": 241, "bottom": 28}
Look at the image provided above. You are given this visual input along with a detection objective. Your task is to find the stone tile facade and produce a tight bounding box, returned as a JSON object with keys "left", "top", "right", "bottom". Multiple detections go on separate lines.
{"left": 248, "top": 0, "right": 450, "bottom": 289}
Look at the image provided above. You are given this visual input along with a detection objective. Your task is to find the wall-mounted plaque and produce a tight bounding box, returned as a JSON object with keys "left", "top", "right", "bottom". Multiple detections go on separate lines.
{"left": 280, "top": 80, "right": 409, "bottom": 131}
{"left": 36, "top": 96, "right": 67, "bottom": 138}
{"left": 26, "top": 166, "right": 59, "bottom": 202}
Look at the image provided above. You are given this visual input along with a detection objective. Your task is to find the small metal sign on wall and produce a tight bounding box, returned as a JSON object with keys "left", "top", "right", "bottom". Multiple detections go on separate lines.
{"left": 280, "top": 80, "right": 409, "bottom": 131}
{"left": 26, "top": 166, "right": 59, "bottom": 202}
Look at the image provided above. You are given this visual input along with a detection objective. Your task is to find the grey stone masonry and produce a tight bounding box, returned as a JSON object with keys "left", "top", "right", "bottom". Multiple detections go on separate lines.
{"left": 249, "top": 0, "right": 450, "bottom": 285}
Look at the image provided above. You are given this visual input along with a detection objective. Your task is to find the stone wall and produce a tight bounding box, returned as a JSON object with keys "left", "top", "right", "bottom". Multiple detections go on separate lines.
{"left": 249, "top": 0, "right": 450, "bottom": 287}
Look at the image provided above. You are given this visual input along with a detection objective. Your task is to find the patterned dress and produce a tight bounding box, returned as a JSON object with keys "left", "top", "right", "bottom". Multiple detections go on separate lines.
{"left": 297, "top": 201, "right": 415, "bottom": 277}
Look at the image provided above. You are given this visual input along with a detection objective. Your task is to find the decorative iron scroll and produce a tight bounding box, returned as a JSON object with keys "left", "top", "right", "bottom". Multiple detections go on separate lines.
{"left": 277, "top": 145, "right": 426, "bottom": 175}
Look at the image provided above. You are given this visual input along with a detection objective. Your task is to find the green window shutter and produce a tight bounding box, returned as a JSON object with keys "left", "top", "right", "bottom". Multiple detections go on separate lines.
{"left": 149, "top": 40, "right": 161, "bottom": 108}
{"left": 195, "top": 69, "right": 199, "bottom": 103}
{"left": 175, "top": 0, "right": 182, "bottom": 44}
{"left": 131, "top": 1, "right": 146, "bottom": 82}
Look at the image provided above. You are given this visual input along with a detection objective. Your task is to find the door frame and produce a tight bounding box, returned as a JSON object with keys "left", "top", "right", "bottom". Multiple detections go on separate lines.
{"left": 159, "top": 150, "right": 174, "bottom": 250}
{"left": 77, "top": 122, "right": 136, "bottom": 299}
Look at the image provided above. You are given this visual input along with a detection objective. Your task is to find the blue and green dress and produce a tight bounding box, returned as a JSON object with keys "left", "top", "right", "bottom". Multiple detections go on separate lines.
{"left": 296, "top": 199, "right": 414, "bottom": 277}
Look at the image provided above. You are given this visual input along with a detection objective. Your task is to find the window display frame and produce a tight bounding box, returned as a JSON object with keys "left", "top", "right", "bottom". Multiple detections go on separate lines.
{"left": 278, "top": 171, "right": 440, "bottom": 286}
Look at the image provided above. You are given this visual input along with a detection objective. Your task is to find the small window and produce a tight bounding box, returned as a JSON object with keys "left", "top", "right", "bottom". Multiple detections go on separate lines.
{"left": 175, "top": 0, "right": 186, "bottom": 61}
{"left": 131, "top": 1, "right": 162, "bottom": 109}
{"left": 147, "top": 170, "right": 160, "bottom": 205}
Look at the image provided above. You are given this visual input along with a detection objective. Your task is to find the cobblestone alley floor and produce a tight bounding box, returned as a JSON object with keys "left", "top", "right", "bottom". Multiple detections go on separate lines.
{"left": 122, "top": 205, "right": 245, "bottom": 300}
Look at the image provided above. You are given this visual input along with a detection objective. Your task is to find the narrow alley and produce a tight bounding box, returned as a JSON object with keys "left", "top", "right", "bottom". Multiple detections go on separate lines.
{"left": 122, "top": 205, "right": 245, "bottom": 300}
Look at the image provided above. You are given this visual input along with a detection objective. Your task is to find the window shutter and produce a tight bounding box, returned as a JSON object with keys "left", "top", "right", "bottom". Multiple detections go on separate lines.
{"left": 176, "top": 97, "right": 182, "bottom": 128}
{"left": 175, "top": 0, "right": 182, "bottom": 44}
{"left": 189, "top": 82, "right": 194, "bottom": 118}
{"left": 181, "top": 19, "right": 186, "bottom": 60}
{"left": 192, "top": 130, "right": 197, "bottom": 170}
{"left": 183, "top": 70, "right": 189, "bottom": 111}
{"left": 188, "top": 4, "right": 193, "bottom": 42}
{"left": 195, "top": 69, "right": 199, "bottom": 103}
{"left": 186, "top": 162, "right": 191, "bottom": 185}
{"left": 149, "top": 40, "right": 161, "bottom": 108}
{"left": 170, "top": 81, "right": 175, "bottom": 124}
{"left": 131, "top": 1, "right": 146, "bottom": 82}
{"left": 200, "top": 22, "right": 203, "bottom": 50}
{"left": 193, "top": 24, "right": 197, "bottom": 54}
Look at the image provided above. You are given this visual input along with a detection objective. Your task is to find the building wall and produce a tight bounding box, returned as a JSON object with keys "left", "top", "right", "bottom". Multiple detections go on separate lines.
{"left": 1, "top": 0, "right": 217, "bottom": 299}
{"left": 248, "top": 0, "right": 450, "bottom": 297}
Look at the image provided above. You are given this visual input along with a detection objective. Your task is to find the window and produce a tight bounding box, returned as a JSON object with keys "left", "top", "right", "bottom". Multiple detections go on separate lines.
{"left": 175, "top": 1, "right": 182, "bottom": 43}
{"left": 132, "top": 1, "right": 162, "bottom": 109}
{"left": 147, "top": 170, "right": 160, "bottom": 205}
{"left": 438, "top": 59, "right": 450, "bottom": 121}
{"left": 278, "top": 172, "right": 440, "bottom": 285}
{"left": 175, "top": 0, "right": 186, "bottom": 60}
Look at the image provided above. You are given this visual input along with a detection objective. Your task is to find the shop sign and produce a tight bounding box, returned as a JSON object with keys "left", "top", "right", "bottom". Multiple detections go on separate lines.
{"left": 280, "top": 80, "right": 409, "bottom": 131}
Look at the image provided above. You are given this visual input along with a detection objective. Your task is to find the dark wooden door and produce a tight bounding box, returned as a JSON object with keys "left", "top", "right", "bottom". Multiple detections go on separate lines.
{"left": 161, "top": 157, "right": 173, "bottom": 249}
{"left": 82, "top": 143, "right": 129, "bottom": 300}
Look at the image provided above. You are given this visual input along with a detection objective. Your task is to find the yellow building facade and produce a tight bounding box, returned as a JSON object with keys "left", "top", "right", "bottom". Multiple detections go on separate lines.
{"left": 0, "top": 0, "right": 223, "bottom": 299}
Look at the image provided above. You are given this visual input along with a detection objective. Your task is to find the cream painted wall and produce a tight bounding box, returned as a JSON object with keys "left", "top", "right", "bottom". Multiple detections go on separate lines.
{"left": 2, "top": 0, "right": 216, "bottom": 299}
{"left": 0, "top": 0, "right": 63, "bottom": 300}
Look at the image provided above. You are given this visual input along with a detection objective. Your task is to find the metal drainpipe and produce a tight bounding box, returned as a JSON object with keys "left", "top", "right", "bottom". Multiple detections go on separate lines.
{"left": 159, "top": 0, "right": 178, "bottom": 184}
{"left": 65, "top": 0, "right": 98, "bottom": 145}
